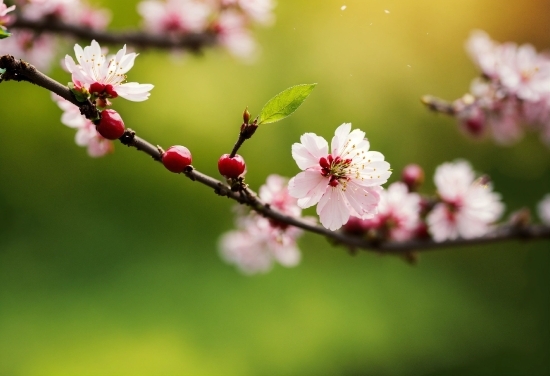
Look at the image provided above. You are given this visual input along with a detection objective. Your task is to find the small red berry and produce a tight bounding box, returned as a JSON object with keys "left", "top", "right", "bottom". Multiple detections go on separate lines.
{"left": 96, "top": 109, "right": 125, "bottom": 140}
{"left": 162, "top": 145, "right": 192, "bottom": 173}
{"left": 218, "top": 154, "right": 246, "bottom": 179}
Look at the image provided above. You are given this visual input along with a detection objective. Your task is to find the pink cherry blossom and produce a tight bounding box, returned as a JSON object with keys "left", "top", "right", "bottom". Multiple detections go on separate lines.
{"left": 537, "top": 194, "right": 550, "bottom": 226}
{"left": 219, "top": 225, "right": 274, "bottom": 274}
{"left": 21, "top": 0, "right": 74, "bottom": 20}
{"left": 259, "top": 174, "right": 302, "bottom": 218}
{"left": 497, "top": 45, "right": 550, "bottom": 102}
{"left": 448, "top": 31, "right": 550, "bottom": 147}
{"left": 219, "top": 174, "right": 307, "bottom": 274}
{"left": 344, "top": 182, "right": 421, "bottom": 241}
{"left": 0, "top": 30, "right": 57, "bottom": 72}
{"left": 64, "top": 40, "right": 154, "bottom": 103}
{"left": 235, "top": 0, "right": 274, "bottom": 25}
{"left": 427, "top": 160, "right": 504, "bottom": 242}
{"left": 375, "top": 182, "right": 421, "bottom": 241}
{"left": 52, "top": 94, "right": 113, "bottom": 157}
{"left": 0, "top": 1, "right": 15, "bottom": 30}
{"left": 288, "top": 123, "right": 391, "bottom": 231}
{"left": 215, "top": 10, "right": 257, "bottom": 59}
{"left": 138, "top": 0, "right": 212, "bottom": 34}
{"left": 20, "top": 0, "right": 110, "bottom": 29}
{"left": 466, "top": 30, "right": 499, "bottom": 79}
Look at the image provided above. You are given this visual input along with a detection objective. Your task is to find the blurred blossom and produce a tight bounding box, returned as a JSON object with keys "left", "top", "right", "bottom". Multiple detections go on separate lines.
{"left": 138, "top": 0, "right": 212, "bottom": 34}
{"left": 401, "top": 163, "right": 425, "bottom": 192}
{"left": 288, "top": 123, "right": 391, "bottom": 231}
{"left": 0, "top": 1, "right": 15, "bottom": 30}
{"left": 344, "top": 182, "right": 421, "bottom": 241}
{"left": 52, "top": 94, "right": 113, "bottom": 157}
{"left": 538, "top": 194, "right": 550, "bottom": 225}
{"left": 0, "top": 0, "right": 110, "bottom": 73}
{"left": 137, "top": 0, "right": 275, "bottom": 60}
{"left": 443, "top": 31, "right": 550, "bottom": 147}
{"left": 0, "top": 30, "right": 56, "bottom": 71}
{"left": 21, "top": 0, "right": 111, "bottom": 30}
{"left": 65, "top": 40, "right": 154, "bottom": 104}
{"left": 229, "top": 0, "right": 275, "bottom": 25}
{"left": 215, "top": 10, "right": 256, "bottom": 59}
{"left": 427, "top": 160, "right": 504, "bottom": 242}
{"left": 219, "top": 175, "right": 307, "bottom": 274}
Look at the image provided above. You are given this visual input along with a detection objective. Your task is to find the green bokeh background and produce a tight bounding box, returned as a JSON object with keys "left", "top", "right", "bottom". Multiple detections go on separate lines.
{"left": 1, "top": 1, "right": 550, "bottom": 375}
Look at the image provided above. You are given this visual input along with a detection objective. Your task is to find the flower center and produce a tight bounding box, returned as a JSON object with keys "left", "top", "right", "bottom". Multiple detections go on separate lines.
{"left": 521, "top": 66, "right": 539, "bottom": 82}
{"left": 319, "top": 155, "right": 352, "bottom": 187}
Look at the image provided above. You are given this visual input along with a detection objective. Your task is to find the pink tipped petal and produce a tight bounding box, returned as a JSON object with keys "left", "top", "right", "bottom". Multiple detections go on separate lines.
{"left": 343, "top": 183, "right": 381, "bottom": 219}
{"left": 300, "top": 132, "right": 328, "bottom": 157}
{"left": 291, "top": 133, "right": 328, "bottom": 169}
{"left": 289, "top": 170, "right": 327, "bottom": 208}
{"left": 317, "top": 188, "right": 350, "bottom": 231}
{"left": 330, "top": 122, "right": 351, "bottom": 155}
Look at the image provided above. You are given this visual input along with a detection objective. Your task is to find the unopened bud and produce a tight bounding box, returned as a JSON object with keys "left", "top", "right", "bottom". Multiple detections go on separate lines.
{"left": 459, "top": 105, "right": 485, "bottom": 137}
{"left": 401, "top": 164, "right": 424, "bottom": 192}
{"left": 243, "top": 107, "right": 251, "bottom": 124}
{"left": 509, "top": 208, "right": 531, "bottom": 228}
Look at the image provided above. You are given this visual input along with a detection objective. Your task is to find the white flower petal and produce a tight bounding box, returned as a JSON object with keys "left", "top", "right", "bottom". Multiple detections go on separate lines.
{"left": 289, "top": 170, "right": 327, "bottom": 208}
{"left": 317, "top": 188, "right": 350, "bottom": 230}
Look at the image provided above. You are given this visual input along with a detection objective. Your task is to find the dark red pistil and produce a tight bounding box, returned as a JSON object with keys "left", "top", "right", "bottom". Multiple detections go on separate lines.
{"left": 319, "top": 155, "right": 352, "bottom": 187}
{"left": 90, "top": 82, "right": 118, "bottom": 99}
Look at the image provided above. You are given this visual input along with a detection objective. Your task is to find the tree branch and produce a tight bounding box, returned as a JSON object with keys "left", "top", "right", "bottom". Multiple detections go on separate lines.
{"left": 11, "top": 16, "right": 217, "bottom": 52}
{"left": 421, "top": 95, "right": 456, "bottom": 115}
{"left": 1, "top": 55, "right": 549, "bottom": 255}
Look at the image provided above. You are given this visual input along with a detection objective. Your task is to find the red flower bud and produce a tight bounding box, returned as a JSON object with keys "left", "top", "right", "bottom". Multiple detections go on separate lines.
{"left": 162, "top": 145, "right": 193, "bottom": 173}
{"left": 96, "top": 109, "right": 125, "bottom": 140}
{"left": 218, "top": 154, "right": 246, "bottom": 179}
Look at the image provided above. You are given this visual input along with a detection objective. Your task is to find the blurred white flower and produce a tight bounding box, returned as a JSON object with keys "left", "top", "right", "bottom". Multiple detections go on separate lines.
{"left": 427, "top": 160, "right": 504, "bottom": 242}
{"left": 537, "top": 194, "right": 550, "bottom": 226}
{"left": 219, "top": 174, "right": 306, "bottom": 274}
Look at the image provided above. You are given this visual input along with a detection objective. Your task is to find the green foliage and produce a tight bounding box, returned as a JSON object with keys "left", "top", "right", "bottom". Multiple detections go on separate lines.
{"left": 0, "top": 29, "right": 10, "bottom": 39}
{"left": 67, "top": 82, "right": 89, "bottom": 103}
{"left": 258, "top": 83, "right": 317, "bottom": 125}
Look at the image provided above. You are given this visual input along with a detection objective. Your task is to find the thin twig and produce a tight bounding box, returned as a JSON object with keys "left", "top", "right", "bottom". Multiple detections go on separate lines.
{"left": 421, "top": 95, "right": 456, "bottom": 115}
{"left": 11, "top": 16, "right": 217, "bottom": 52}
{"left": 1, "top": 55, "right": 549, "bottom": 255}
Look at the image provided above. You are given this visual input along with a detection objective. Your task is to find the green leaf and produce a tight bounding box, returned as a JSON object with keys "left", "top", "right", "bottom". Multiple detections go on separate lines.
{"left": 258, "top": 83, "right": 317, "bottom": 125}
{"left": 68, "top": 82, "right": 89, "bottom": 103}
{"left": 0, "top": 29, "right": 11, "bottom": 39}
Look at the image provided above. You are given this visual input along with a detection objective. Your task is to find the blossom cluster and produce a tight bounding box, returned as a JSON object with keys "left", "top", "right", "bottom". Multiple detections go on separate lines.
{"left": 49, "top": 40, "right": 153, "bottom": 155}
{"left": 343, "top": 160, "right": 505, "bottom": 243}
{"left": 219, "top": 175, "right": 309, "bottom": 274}
{"left": 0, "top": 0, "right": 275, "bottom": 73}
{"left": 219, "top": 155, "right": 511, "bottom": 275}
{"left": 52, "top": 93, "right": 113, "bottom": 157}
{"left": 137, "top": 0, "right": 274, "bottom": 59}
{"left": 0, "top": 0, "right": 110, "bottom": 71}
{"left": 16, "top": 0, "right": 111, "bottom": 29}
{"left": 218, "top": 123, "right": 513, "bottom": 275}
{"left": 448, "top": 31, "right": 550, "bottom": 146}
